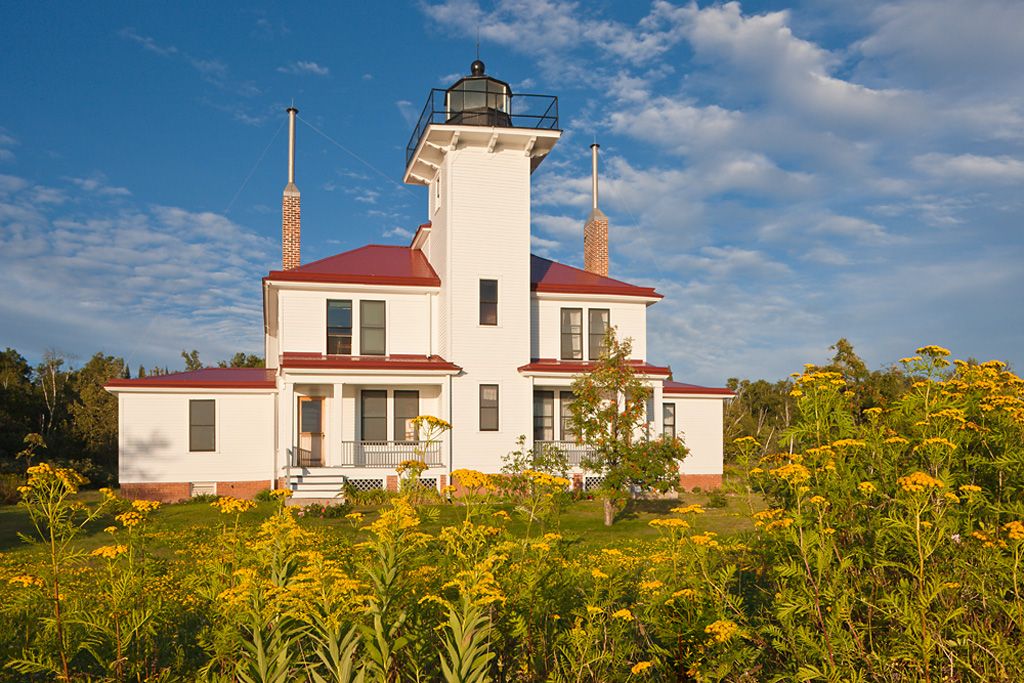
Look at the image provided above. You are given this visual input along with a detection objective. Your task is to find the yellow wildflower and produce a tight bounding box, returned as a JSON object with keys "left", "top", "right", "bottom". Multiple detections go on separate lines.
{"left": 885, "top": 436, "right": 909, "bottom": 445}
{"left": 116, "top": 511, "right": 142, "bottom": 528}
{"left": 944, "top": 492, "right": 960, "bottom": 504}
{"left": 705, "top": 619, "right": 738, "bottom": 643}
{"left": 91, "top": 544, "right": 128, "bottom": 559}
{"left": 959, "top": 484, "right": 982, "bottom": 495}
{"left": 631, "top": 661, "right": 653, "bottom": 675}
{"left": 269, "top": 488, "right": 293, "bottom": 500}
{"left": 131, "top": 499, "right": 160, "bottom": 513}
{"left": 640, "top": 580, "right": 664, "bottom": 591}
{"left": 103, "top": 526, "right": 118, "bottom": 534}
{"left": 809, "top": 495, "right": 828, "bottom": 506}
{"left": 1004, "top": 521, "right": 1024, "bottom": 541}
{"left": 586, "top": 605, "right": 603, "bottom": 615}
{"left": 612, "top": 608, "right": 633, "bottom": 621}
{"left": 649, "top": 518, "right": 689, "bottom": 529}
{"left": 591, "top": 568, "right": 608, "bottom": 580}
{"left": 897, "top": 471, "right": 945, "bottom": 493}
{"left": 8, "top": 575, "right": 44, "bottom": 588}
{"left": 670, "top": 504, "right": 705, "bottom": 515}
{"left": 857, "top": 481, "right": 876, "bottom": 494}
{"left": 831, "top": 439, "right": 865, "bottom": 448}
{"left": 916, "top": 437, "right": 957, "bottom": 451}
{"left": 916, "top": 345, "right": 951, "bottom": 357}
{"left": 211, "top": 497, "right": 257, "bottom": 515}
{"left": 771, "top": 463, "right": 811, "bottom": 485}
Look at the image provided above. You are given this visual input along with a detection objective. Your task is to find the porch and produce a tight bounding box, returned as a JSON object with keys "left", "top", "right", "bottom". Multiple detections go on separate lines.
{"left": 290, "top": 440, "right": 444, "bottom": 468}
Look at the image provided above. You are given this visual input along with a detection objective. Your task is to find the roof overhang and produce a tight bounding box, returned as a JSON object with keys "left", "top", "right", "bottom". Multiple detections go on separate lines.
{"left": 404, "top": 124, "right": 561, "bottom": 185}
{"left": 531, "top": 290, "right": 663, "bottom": 305}
{"left": 263, "top": 278, "right": 439, "bottom": 293}
{"left": 518, "top": 359, "right": 671, "bottom": 379}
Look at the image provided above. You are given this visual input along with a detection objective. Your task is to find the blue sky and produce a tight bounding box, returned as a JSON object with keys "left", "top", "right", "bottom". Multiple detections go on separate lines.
{"left": 1, "top": 1, "right": 1022, "bottom": 384}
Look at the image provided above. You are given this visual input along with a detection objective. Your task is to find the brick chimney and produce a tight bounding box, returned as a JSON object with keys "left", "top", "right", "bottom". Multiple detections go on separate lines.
{"left": 282, "top": 106, "right": 301, "bottom": 270}
{"left": 583, "top": 143, "right": 608, "bottom": 277}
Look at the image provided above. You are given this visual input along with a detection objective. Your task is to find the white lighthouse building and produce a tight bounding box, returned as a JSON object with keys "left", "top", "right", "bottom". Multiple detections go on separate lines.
{"left": 107, "top": 61, "right": 733, "bottom": 501}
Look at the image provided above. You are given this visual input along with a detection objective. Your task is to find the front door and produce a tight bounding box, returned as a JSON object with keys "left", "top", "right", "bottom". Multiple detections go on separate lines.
{"left": 298, "top": 397, "right": 324, "bottom": 467}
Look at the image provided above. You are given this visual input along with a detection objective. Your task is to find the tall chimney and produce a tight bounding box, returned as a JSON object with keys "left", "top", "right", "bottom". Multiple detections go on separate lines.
{"left": 583, "top": 143, "right": 608, "bottom": 277}
{"left": 282, "top": 106, "right": 301, "bottom": 270}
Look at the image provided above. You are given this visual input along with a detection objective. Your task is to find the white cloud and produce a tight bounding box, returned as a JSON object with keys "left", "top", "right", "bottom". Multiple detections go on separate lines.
{"left": 913, "top": 153, "right": 1024, "bottom": 183}
{"left": 277, "top": 60, "right": 330, "bottom": 77}
{"left": 383, "top": 226, "right": 413, "bottom": 239}
{"left": 67, "top": 173, "right": 132, "bottom": 197}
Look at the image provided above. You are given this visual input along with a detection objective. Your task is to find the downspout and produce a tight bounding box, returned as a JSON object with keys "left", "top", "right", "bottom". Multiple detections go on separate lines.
{"left": 448, "top": 374, "right": 454, "bottom": 475}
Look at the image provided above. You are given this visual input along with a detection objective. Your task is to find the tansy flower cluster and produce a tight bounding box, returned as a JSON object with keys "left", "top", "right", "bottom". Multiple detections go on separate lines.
{"left": 211, "top": 496, "right": 257, "bottom": 515}
{"left": 897, "top": 471, "right": 945, "bottom": 493}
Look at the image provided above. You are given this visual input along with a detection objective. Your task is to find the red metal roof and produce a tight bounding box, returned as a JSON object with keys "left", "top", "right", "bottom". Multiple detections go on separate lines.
{"left": 106, "top": 367, "right": 276, "bottom": 390}
{"left": 518, "top": 358, "right": 671, "bottom": 376}
{"left": 531, "top": 255, "right": 662, "bottom": 299}
{"left": 281, "top": 353, "right": 461, "bottom": 372}
{"left": 267, "top": 245, "right": 441, "bottom": 287}
{"left": 663, "top": 380, "right": 735, "bottom": 396}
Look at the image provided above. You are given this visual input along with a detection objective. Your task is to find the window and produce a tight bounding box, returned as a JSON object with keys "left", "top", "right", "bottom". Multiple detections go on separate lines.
{"left": 560, "top": 308, "right": 583, "bottom": 360}
{"left": 327, "top": 300, "right": 352, "bottom": 354}
{"left": 361, "top": 390, "right": 387, "bottom": 441}
{"left": 533, "top": 391, "right": 554, "bottom": 441}
{"left": 480, "top": 384, "right": 499, "bottom": 431}
{"left": 394, "top": 390, "right": 420, "bottom": 442}
{"left": 189, "top": 399, "right": 215, "bottom": 452}
{"left": 360, "top": 300, "right": 386, "bottom": 355}
{"left": 560, "top": 391, "right": 576, "bottom": 440}
{"left": 663, "top": 403, "right": 676, "bottom": 439}
{"left": 479, "top": 279, "right": 498, "bottom": 325}
{"left": 589, "top": 309, "right": 610, "bottom": 359}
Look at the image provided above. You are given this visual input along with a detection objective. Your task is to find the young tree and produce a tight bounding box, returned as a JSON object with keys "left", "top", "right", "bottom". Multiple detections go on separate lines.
{"left": 181, "top": 349, "right": 203, "bottom": 371}
{"left": 217, "top": 352, "right": 265, "bottom": 368}
{"left": 69, "top": 353, "right": 126, "bottom": 474}
{"left": 570, "top": 329, "right": 688, "bottom": 526}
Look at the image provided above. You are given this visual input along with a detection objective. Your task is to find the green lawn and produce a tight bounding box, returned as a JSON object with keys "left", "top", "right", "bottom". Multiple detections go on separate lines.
{"left": 0, "top": 488, "right": 765, "bottom": 564}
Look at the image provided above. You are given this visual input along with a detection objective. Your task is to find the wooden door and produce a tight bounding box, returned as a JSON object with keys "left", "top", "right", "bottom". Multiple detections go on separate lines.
{"left": 298, "top": 397, "right": 324, "bottom": 467}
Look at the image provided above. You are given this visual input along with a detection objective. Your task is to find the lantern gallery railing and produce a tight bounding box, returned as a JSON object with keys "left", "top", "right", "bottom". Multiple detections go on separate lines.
{"left": 406, "top": 88, "right": 559, "bottom": 168}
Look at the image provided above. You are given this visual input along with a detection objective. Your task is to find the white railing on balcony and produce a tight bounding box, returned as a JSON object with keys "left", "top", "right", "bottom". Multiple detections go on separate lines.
{"left": 535, "top": 440, "right": 595, "bottom": 466}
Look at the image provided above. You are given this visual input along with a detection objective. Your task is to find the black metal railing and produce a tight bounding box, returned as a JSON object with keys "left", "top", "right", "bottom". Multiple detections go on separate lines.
{"left": 406, "top": 88, "right": 559, "bottom": 168}
{"left": 340, "top": 441, "right": 444, "bottom": 468}
{"left": 535, "top": 440, "right": 594, "bottom": 467}
{"left": 293, "top": 446, "right": 320, "bottom": 468}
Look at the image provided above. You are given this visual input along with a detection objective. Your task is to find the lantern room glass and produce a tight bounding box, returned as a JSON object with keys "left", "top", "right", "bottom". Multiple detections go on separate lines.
{"left": 446, "top": 78, "right": 511, "bottom": 127}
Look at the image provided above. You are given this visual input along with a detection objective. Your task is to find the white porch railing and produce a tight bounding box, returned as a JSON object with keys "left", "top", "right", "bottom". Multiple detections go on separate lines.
{"left": 535, "top": 440, "right": 594, "bottom": 466}
{"left": 290, "top": 441, "right": 444, "bottom": 469}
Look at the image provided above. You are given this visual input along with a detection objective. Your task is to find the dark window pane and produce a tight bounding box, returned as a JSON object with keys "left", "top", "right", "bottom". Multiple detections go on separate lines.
{"left": 560, "top": 308, "right": 583, "bottom": 360}
{"left": 589, "top": 309, "right": 609, "bottom": 359}
{"left": 533, "top": 391, "right": 554, "bottom": 441}
{"left": 189, "top": 399, "right": 215, "bottom": 452}
{"left": 394, "top": 390, "right": 419, "bottom": 442}
{"left": 327, "top": 300, "right": 353, "bottom": 356}
{"left": 560, "top": 391, "right": 575, "bottom": 440}
{"left": 480, "top": 279, "right": 498, "bottom": 325}
{"left": 480, "top": 385, "right": 499, "bottom": 431}
{"left": 360, "top": 301, "right": 386, "bottom": 355}
{"left": 361, "top": 390, "right": 387, "bottom": 441}
{"left": 300, "top": 400, "right": 322, "bottom": 434}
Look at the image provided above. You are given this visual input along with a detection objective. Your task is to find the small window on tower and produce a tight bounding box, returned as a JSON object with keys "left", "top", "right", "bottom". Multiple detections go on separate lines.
{"left": 480, "top": 279, "right": 498, "bottom": 325}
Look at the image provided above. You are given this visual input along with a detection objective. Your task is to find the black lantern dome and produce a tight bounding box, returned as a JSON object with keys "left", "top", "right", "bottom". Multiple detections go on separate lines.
{"left": 445, "top": 60, "right": 512, "bottom": 127}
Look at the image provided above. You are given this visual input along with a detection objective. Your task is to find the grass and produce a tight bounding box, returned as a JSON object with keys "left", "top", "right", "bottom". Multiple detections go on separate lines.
{"left": 0, "top": 486, "right": 765, "bottom": 563}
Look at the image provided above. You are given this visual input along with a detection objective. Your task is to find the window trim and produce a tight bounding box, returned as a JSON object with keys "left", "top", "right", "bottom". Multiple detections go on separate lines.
{"left": 479, "top": 278, "right": 499, "bottom": 326}
{"left": 394, "top": 390, "right": 420, "bottom": 443}
{"left": 188, "top": 399, "right": 217, "bottom": 453}
{"left": 479, "top": 384, "right": 500, "bottom": 432}
{"left": 588, "top": 308, "right": 610, "bottom": 360}
{"left": 360, "top": 389, "right": 388, "bottom": 442}
{"left": 533, "top": 390, "right": 554, "bottom": 441}
{"left": 560, "top": 307, "right": 584, "bottom": 360}
{"left": 663, "top": 402, "right": 676, "bottom": 439}
{"left": 326, "top": 299, "right": 353, "bottom": 356}
{"left": 359, "top": 300, "right": 387, "bottom": 356}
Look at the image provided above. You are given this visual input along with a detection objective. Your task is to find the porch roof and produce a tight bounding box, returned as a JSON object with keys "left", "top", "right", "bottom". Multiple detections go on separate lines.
{"left": 105, "top": 367, "right": 277, "bottom": 390}
{"left": 266, "top": 244, "right": 441, "bottom": 287}
{"left": 281, "top": 352, "right": 461, "bottom": 373}
{"left": 663, "top": 380, "right": 736, "bottom": 396}
{"left": 518, "top": 358, "right": 671, "bottom": 377}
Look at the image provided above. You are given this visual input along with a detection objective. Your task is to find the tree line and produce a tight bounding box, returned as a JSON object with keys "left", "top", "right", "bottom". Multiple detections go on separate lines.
{"left": 0, "top": 348, "right": 263, "bottom": 484}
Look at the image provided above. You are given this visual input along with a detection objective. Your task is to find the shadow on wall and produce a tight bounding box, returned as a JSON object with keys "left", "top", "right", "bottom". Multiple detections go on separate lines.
{"left": 119, "top": 431, "right": 173, "bottom": 483}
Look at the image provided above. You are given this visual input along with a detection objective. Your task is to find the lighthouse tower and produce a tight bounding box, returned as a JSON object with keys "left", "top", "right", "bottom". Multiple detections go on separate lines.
{"left": 404, "top": 60, "right": 561, "bottom": 470}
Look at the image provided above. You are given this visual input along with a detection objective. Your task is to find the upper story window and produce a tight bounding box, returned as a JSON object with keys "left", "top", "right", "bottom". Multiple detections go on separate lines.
{"left": 589, "top": 309, "right": 609, "bottom": 359}
{"left": 189, "top": 399, "right": 215, "bottom": 452}
{"left": 480, "top": 384, "right": 499, "bottom": 431}
{"left": 480, "top": 279, "right": 498, "bottom": 325}
{"left": 560, "top": 308, "right": 583, "bottom": 360}
{"left": 360, "top": 301, "right": 386, "bottom": 355}
{"left": 327, "top": 300, "right": 353, "bottom": 355}
{"left": 663, "top": 403, "right": 676, "bottom": 439}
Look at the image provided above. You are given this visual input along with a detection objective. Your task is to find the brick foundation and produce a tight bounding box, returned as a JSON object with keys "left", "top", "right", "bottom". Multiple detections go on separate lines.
{"left": 386, "top": 475, "right": 398, "bottom": 492}
{"left": 439, "top": 474, "right": 448, "bottom": 491}
{"left": 572, "top": 473, "right": 584, "bottom": 491}
{"left": 678, "top": 474, "right": 722, "bottom": 491}
{"left": 119, "top": 480, "right": 272, "bottom": 503}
